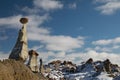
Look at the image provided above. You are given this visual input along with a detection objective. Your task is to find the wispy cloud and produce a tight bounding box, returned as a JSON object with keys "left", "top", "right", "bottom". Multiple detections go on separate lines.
{"left": 22, "top": 0, "right": 63, "bottom": 14}
{"left": 34, "top": 0, "right": 63, "bottom": 11}
{"left": 0, "top": 0, "right": 63, "bottom": 28}
{"left": 94, "top": 0, "right": 116, "bottom": 3}
{"left": 0, "top": 15, "right": 22, "bottom": 28}
{"left": 28, "top": 25, "right": 84, "bottom": 52}
{"left": 68, "top": 3, "right": 77, "bottom": 9}
{"left": 94, "top": 45, "right": 120, "bottom": 52}
{"left": 92, "top": 37, "right": 120, "bottom": 45}
{"left": 38, "top": 50, "right": 120, "bottom": 65}
{"left": 92, "top": 39, "right": 112, "bottom": 45}
{"left": 94, "top": 0, "right": 120, "bottom": 15}
{"left": 91, "top": 37, "right": 120, "bottom": 52}
{"left": 80, "top": 50, "right": 120, "bottom": 65}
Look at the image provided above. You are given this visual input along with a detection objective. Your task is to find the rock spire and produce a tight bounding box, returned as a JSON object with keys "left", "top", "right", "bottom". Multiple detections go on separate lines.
{"left": 9, "top": 18, "right": 28, "bottom": 62}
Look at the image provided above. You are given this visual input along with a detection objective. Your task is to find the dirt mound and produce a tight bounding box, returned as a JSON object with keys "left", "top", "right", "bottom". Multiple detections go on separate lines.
{"left": 0, "top": 59, "right": 48, "bottom": 80}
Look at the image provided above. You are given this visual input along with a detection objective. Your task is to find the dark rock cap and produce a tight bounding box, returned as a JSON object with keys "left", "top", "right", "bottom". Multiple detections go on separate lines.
{"left": 20, "top": 18, "right": 28, "bottom": 24}
{"left": 29, "top": 50, "right": 39, "bottom": 56}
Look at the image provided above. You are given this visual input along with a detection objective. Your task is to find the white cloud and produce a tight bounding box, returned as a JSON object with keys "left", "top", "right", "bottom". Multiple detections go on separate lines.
{"left": 22, "top": 7, "right": 40, "bottom": 14}
{"left": 92, "top": 39, "right": 112, "bottom": 45}
{"left": 0, "top": 14, "right": 50, "bottom": 33}
{"left": 93, "top": 45, "right": 120, "bottom": 52}
{"left": 22, "top": 0, "right": 63, "bottom": 14}
{"left": 38, "top": 50, "right": 120, "bottom": 65}
{"left": 0, "top": 15, "right": 22, "bottom": 28}
{"left": 113, "top": 37, "right": 120, "bottom": 43}
{"left": 28, "top": 32, "right": 84, "bottom": 51}
{"left": 81, "top": 50, "right": 120, "bottom": 65}
{"left": 41, "top": 36, "right": 84, "bottom": 51}
{"left": 97, "top": 2, "right": 120, "bottom": 15}
{"left": 112, "top": 45, "right": 120, "bottom": 49}
{"left": 86, "top": 45, "right": 120, "bottom": 53}
{"left": 94, "top": 0, "right": 117, "bottom": 3}
{"left": 27, "top": 14, "right": 50, "bottom": 27}
{"left": 92, "top": 37, "right": 120, "bottom": 45}
{"left": 94, "top": 0, "right": 120, "bottom": 15}
{"left": 38, "top": 51, "right": 66, "bottom": 63}
{"left": 91, "top": 37, "right": 120, "bottom": 53}
{"left": 94, "top": 46, "right": 112, "bottom": 52}
{"left": 0, "top": 14, "right": 50, "bottom": 41}
{"left": 25, "top": 14, "right": 84, "bottom": 52}
{"left": 33, "top": 0, "right": 63, "bottom": 11}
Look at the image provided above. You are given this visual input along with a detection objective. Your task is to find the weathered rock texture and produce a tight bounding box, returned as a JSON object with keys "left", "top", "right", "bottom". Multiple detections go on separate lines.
{"left": 27, "top": 50, "right": 39, "bottom": 72}
{"left": 9, "top": 18, "right": 28, "bottom": 62}
{"left": 0, "top": 59, "right": 48, "bottom": 80}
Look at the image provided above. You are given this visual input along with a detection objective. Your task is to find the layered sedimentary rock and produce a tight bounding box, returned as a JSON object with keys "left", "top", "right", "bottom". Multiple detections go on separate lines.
{"left": 27, "top": 50, "right": 39, "bottom": 72}
{"left": 9, "top": 18, "right": 28, "bottom": 62}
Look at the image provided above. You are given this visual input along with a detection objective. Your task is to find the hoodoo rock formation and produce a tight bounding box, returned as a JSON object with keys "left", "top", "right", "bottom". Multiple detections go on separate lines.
{"left": 9, "top": 18, "right": 28, "bottom": 62}
{"left": 27, "top": 50, "right": 39, "bottom": 73}
{"left": 0, "top": 18, "right": 47, "bottom": 80}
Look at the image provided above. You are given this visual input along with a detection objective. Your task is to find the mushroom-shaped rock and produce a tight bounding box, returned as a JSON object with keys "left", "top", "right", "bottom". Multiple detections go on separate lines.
{"left": 20, "top": 18, "right": 28, "bottom": 24}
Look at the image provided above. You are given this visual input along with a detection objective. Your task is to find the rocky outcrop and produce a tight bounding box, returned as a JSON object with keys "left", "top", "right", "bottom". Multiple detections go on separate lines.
{"left": 27, "top": 50, "right": 39, "bottom": 73}
{"left": 9, "top": 18, "right": 29, "bottom": 62}
{"left": 86, "top": 58, "right": 93, "bottom": 64}
{"left": 103, "top": 59, "right": 112, "bottom": 73}
{"left": 49, "top": 60, "right": 62, "bottom": 65}
{"left": 43, "top": 59, "right": 120, "bottom": 80}
{"left": 0, "top": 59, "right": 48, "bottom": 80}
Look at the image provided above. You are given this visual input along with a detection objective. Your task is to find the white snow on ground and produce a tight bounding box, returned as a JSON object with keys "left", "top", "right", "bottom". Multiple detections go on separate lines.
{"left": 43, "top": 70, "right": 64, "bottom": 80}
{"left": 97, "top": 72, "right": 113, "bottom": 80}
{"left": 43, "top": 59, "right": 120, "bottom": 80}
{"left": 44, "top": 71, "right": 114, "bottom": 80}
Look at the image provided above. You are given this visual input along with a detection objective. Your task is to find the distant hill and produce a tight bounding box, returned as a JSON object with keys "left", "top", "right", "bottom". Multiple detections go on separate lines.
{"left": 0, "top": 59, "right": 48, "bottom": 80}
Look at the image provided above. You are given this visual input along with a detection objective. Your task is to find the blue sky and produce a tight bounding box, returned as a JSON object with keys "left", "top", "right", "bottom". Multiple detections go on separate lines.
{"left": 1, "top": 0, "right": 120, "bottom": 64}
